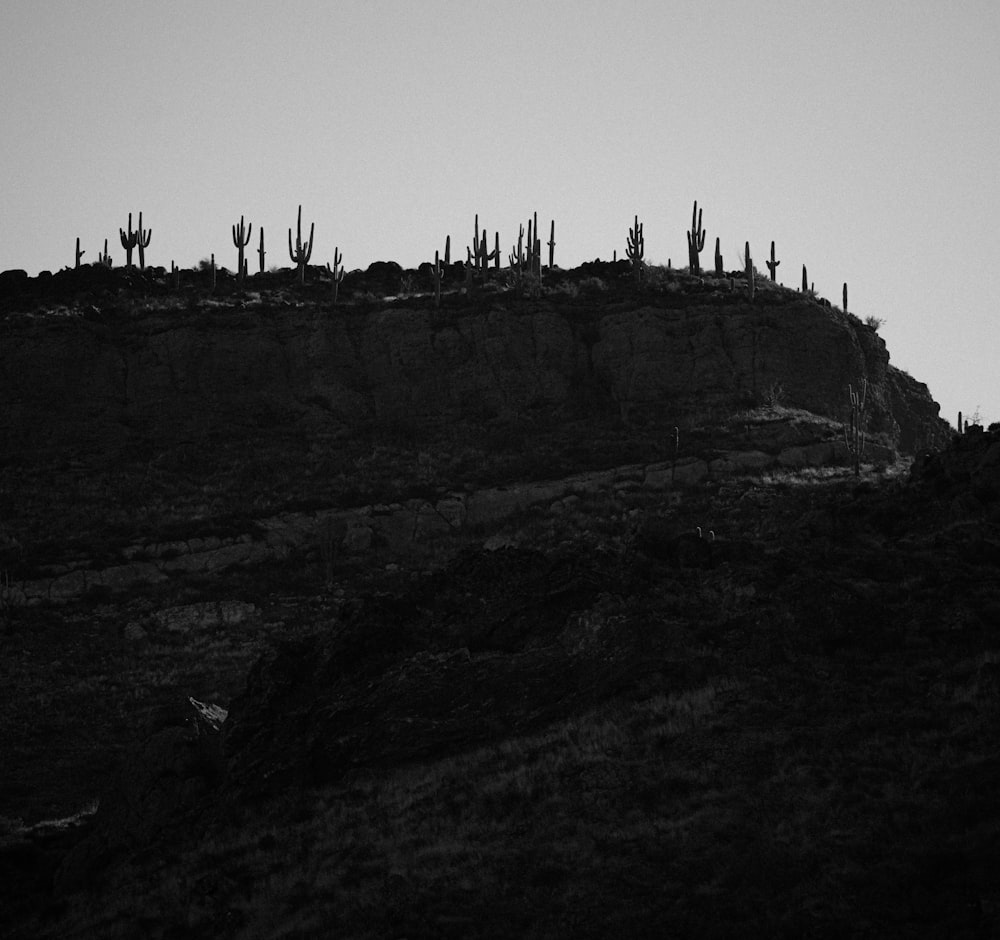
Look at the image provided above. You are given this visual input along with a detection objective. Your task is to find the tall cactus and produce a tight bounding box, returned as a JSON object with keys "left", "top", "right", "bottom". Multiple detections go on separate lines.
{"left": 626, "top": 215, "right": 644, "bottom": 284}
{"left": 326, "top": 247, "right": 344, "bottom": 305}
{"left": 232, "top": 215, "right": 252, "bottom": 285}
{"left": 843, "top": 282, "right": 848, "bottom": 313}
{"left": 844, "top": 378, "right": 867, "bottom": 476}
{"left": 288, "top": 204, "right": 314, "bottom": 285}
{"left": 745, "top": 241, "right": 755, "bottom": 301}
{"left": 802, "top": 264, "right": 808, "bottom": 293}
{"left": 548, "top": 219, "right": 556, "bottom": 269}
{"left": 766, "top": 240, "right": 780, "bottom": 281}
{"left": 511, "top": 224, "right": 524, "bottom": 274}
{"left": 74, "top": 237, "right": 85, "bottom": 269}
{"left": 431, "top": 249, "right": 444, "bottom": 308}
{"left": 686, "top": 200, "right": 706, "bottom": 275}
{"left": 258, "top": 228, "right": 266, "bottom": 274}
{"left": 98, "top": 238, "right": 112, "bottom": 268}
{"left": 119, "top": 212, "right": 138, "bottom": 269}
{"left": 714, "top": 237, "right": 723, "bottom": 276}
{"left": 136, "top": 212, "right": 151, "bottom": 271}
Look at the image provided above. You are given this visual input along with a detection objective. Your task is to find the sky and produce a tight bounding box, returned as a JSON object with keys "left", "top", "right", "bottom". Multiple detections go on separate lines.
{"left": 2, "top": 0, "right": 997, "bottom": 429}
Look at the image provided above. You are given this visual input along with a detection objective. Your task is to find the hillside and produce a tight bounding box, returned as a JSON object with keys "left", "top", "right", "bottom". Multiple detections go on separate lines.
{"left": 4, "top": 262, "right": 995, "bottom": 938}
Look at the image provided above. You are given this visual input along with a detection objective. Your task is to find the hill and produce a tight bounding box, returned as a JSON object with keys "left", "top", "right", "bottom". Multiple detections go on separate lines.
{"left": 4, "top": 262, "right": 995, "bottom": 938}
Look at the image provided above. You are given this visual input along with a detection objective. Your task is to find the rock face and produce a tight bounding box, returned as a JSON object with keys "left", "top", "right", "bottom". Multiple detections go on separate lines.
{"left": 220, "top": 546, "right": 655, "bottom": 797}
{"left": 0, "top": 274, "right": 948, "bottom": 461}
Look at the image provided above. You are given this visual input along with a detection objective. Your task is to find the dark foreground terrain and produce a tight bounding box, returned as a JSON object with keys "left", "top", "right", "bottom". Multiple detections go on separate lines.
{"left": 1, "top": 424, "right": 998, "bottom": 939}
{"left": 0, "top": 264, "right": 995, "bottom": 937}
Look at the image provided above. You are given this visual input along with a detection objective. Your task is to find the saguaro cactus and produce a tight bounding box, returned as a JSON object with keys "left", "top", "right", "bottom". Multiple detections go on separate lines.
{"left": 232, "top": 215, "right": 252, "bottom": 285}
{"left": 714, "top": 237, "right": 723, "bottom": 276}
{"left": 843, "top": 282, "right": 849, "bottom": 313}
{"left": 119, "top": 213, "right": 138, "bottom": 269}
{"left": 98, "top": 239, "right": 112, "bottom": 268}
{"left": 686, "top": 200, "right": 706, "bottom": 275}
{"left": 526, "top": 211, "right": 543, "bottom": 276}
{"left": 802, "top": 264, "right": 808, "bottom": 293}
{"left": 626, "top": 215, "right": 644, "bottom": 284}
{"left": 444, "top": 234, "right": 451, "bottom": 266}
{"left": 171, "top": 260, "right": 180, "bottom": 289}
{"left": 548, "top": 219, "right": 556, "bottom": 269}
{"left": 844, "top": 378, "right": 867, "bottom": 476}
{"left": 431, "top": 249, "right": 444, "bottom": 308}
{"left": 258, "top": 228, "right": 266, "bottom": 274}
{"left": 745, "top": 241, "right": 755, "bottom": 301}
{"left": 74, "top": 237, "right": 85, "bottom": 269}
{"left": 766, "top": 241, "right": 780, "bottom": 281}
{"left": 511, "top": 224, "right": 524, "bottom": 274}
{"left": 327, "top": 247, "right": 344, "bottom": 305}
{"left": 136, "top": 213, "right": 151, "bottom": 271}
{"left": 288, "top": 205, "right": 314, "bottom": 285}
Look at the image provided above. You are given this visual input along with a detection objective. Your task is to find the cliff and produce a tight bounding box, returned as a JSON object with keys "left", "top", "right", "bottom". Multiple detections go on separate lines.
{"left": 0, "top": 265, "right": 948, "bottom": 465}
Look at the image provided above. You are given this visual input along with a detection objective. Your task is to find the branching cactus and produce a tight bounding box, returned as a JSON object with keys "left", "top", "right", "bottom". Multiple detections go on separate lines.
{"left": 119, "top": 213, "right": 138, "bottom": 269}
{"left": 510, "top": 224, "right": 525, "bottom": 275}
{"left": 844, "top": 378, "right": 867, "bottom": 476}
{"left": 766, "top": 241, "right": 780, "bottom": 281}
{"left": 258, "top": 228, "right": 266, "bottom": 274}
{"left": 136, "top": 213, "right": 151, "bottom": 271}
{"left": 75, "top": 237, "right": 85, "bottom": 269}
{"left": 526, "top": 212, "right": 543, "bottom": 276}
{"left": 171, "top": 260, "right": 180, "bottom": 289}
{"left": 232, "top": 216, "right": 252, "bottom": 285}
{"left": 327, "top": 247, "right": 345, "bottom": 305}
{"left": 491, "top": 231, "right": 501, "bottom": 271}
{"left": 686, "top": 200, "right": 706, "bottom": 275}
{"left": 745, "top": 241, "right": 755, "bottom": 301}
{"left": 288, "top": 205, "right": 314, "bottom": 285}
{"left": 98, "top": 238, "right": 112, "bottom": 268}
{"left": 626, "top": 215, "right": 644, "bottom": 284}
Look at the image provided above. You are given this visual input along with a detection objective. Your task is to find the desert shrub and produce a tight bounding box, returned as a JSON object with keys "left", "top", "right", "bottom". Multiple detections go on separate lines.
{"left": 577, "top": 276, "right": 608, "bottom": 295}
{"left": 865, "top": 315, "right": 885, "bottom": 331}
{"left": 763, "top": 381, "right": 785, "bottom": 409}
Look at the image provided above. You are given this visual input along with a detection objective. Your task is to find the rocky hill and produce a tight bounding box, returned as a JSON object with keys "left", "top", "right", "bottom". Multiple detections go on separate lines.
{"left": 4, "top": 261, "right": 990, "bottom": 939}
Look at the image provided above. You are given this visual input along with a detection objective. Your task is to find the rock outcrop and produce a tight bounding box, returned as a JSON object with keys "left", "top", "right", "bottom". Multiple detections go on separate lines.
{"left": 0, "top": 269, "right": 949, "bottom": 464}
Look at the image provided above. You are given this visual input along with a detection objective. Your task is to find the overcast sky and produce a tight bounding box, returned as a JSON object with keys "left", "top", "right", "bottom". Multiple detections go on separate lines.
{"left": 2, "top": 0, "right": 997, "bottom": 428}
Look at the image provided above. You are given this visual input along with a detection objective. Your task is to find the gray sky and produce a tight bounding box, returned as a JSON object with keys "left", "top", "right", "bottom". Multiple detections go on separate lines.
{"left": 2, "top": 0, "right": 997, "bottom": 429}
